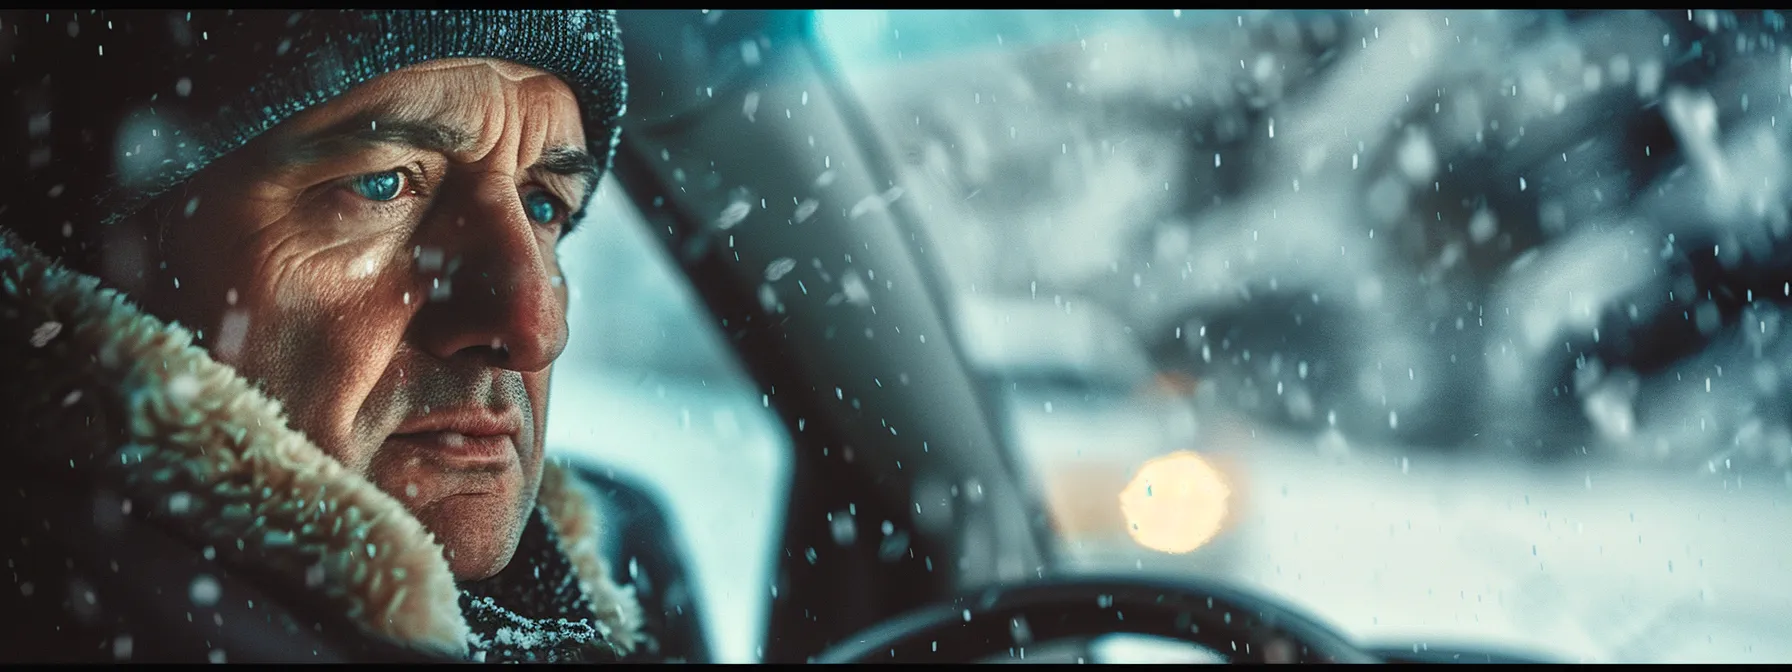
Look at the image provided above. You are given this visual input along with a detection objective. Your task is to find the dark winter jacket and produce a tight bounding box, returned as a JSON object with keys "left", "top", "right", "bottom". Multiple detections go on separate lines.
{"left": 0, "top": 228, "right": 647, "bottom": 663}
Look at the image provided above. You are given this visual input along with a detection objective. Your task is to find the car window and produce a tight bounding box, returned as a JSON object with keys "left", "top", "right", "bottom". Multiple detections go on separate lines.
{"left": 819, "top": 9, "right": 1792, "bottom": 663}
{"left": 546, "top": 177, "right": 794, "bottom": 664}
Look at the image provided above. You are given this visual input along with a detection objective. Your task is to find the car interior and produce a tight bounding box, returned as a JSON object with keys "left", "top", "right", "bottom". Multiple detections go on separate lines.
{"left": 15, "top": 8, "right": 1786, "bottom": 665}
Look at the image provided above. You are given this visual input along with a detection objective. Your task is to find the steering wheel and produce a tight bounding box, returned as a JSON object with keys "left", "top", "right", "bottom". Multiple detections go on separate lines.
{"left": 812, "top": 575, "right": 1382, "bottom": 664}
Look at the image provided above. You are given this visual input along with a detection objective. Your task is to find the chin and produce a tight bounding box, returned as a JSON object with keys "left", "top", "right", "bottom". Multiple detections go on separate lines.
{"left": 421, "top": 492, "right": 530, "bottom": 581}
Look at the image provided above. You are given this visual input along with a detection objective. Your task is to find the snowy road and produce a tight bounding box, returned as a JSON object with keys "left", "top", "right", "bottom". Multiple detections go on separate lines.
{"left": 1131, "top": 429, "right": 1792, "bottom": 663}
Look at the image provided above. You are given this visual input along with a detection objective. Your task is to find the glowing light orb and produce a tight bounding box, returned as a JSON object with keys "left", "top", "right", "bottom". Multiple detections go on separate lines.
{"left": 1118, "top": 451, "right": 1231, "bottom": 554}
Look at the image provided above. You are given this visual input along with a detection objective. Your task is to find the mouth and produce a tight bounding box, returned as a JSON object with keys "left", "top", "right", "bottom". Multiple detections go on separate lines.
{"left": 385, "top": 407, "right": 522, "bottom": 469}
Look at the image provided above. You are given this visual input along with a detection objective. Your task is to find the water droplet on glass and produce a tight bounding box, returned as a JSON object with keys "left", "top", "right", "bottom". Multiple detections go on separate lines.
{"left": 766, "top": 257, "right": 797, "bottom": 282}
{"left": 30, "top": 321, "right": 62, "bottom": 347}
{"left": 189, "top": 574, "right": 221, "bottom": 606}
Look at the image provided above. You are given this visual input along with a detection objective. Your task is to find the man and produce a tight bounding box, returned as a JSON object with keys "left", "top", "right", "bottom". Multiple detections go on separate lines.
{"left": 0, "top": 10, "right": 646, "bottom": 663}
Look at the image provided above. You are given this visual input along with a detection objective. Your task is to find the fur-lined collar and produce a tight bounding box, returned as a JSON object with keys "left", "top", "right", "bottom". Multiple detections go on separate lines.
{"left": 0, "top": 228, "right": 643, "bottom": 660}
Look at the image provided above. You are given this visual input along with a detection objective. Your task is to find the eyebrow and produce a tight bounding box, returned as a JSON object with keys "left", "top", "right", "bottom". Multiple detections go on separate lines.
{"left": 535, "top": 145, "right": 600, "bottom": 205}
{"left": 277, "top": 113, "right": 478, "bottom": 166}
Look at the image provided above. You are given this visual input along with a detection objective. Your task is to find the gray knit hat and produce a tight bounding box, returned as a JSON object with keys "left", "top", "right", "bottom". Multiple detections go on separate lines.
{"left": 0, "top": 9, "right": 627, "bottom": 269}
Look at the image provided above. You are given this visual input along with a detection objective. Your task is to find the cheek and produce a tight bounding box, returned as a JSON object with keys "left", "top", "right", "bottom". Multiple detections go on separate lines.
{"left": 157, "top": 196, "right": 300, "bottom": 332}
{"left": 222, "top": 248, "right": 415, "bottom": 468}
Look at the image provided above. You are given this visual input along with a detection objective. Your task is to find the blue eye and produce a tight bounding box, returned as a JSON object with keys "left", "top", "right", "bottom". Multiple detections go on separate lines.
{"left": 522, "top": 191, "right": 562, "bottom": 225}
{"left": 349, "top": 170, "right": 405, "bottom": 202}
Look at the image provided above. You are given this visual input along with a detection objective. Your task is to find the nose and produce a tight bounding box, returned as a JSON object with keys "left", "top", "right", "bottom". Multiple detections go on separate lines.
{"left": 408, "top": 175, "right": 568, "bottom": 373}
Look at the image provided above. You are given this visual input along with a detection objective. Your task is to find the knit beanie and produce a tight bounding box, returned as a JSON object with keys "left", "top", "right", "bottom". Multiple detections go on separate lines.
{"left": 0, "top": 9, "right": 627, "bottom": 271}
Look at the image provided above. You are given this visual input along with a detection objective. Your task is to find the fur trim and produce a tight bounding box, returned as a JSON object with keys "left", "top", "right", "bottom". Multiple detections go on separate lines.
{"left": 538, "top": 461, "right": 646, "bottom": 655}
{"left": 0, "top": 228, "right": 639, "bottom": 658}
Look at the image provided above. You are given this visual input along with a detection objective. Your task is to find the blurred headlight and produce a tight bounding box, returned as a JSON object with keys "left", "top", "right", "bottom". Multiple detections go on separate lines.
{"left": 1118, "top": 450, "right": 1232, "bottom": 554}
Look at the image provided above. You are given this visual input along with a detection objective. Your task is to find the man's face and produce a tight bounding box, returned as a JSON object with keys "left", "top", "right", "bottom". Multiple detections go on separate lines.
{"left": 123, "top": 58, "right": 593, "bottom": 580}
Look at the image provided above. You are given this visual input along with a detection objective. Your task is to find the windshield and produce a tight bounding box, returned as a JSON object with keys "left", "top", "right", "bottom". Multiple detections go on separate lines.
{"left": 818, "top": 9, "right": 1792, "bottom": 663}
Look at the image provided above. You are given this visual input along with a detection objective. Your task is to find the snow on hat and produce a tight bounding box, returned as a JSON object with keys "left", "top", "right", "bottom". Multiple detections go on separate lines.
{"left": 0, "top": 9, "right": 627, "bottom": 270}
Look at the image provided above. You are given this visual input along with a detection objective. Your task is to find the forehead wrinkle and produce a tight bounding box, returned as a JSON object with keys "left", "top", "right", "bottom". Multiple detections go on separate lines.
{"left": 264, "top": 70, "right": 496, "bottom": 169}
